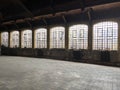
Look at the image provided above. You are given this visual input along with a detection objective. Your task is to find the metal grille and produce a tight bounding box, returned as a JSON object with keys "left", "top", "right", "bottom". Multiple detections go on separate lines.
{"left": 22, "top": 30, "right": 32, "bottom": 48}
{"left": 10, "top": 31, "right": 19, "bottom": 48}
{"left": 50, "top": 27, "right": 65, "bottom": 48}
{"left": 93, "top": 21, "right": 118, "bottom": 51}
{"left": 69, "top": 25, "right": 88, "bottom": 49}
{"left": 35, "top": 28, "right": 47, "bottom": 48}
{"left": 1, "top": 32, "right": 8, "bottom": 47}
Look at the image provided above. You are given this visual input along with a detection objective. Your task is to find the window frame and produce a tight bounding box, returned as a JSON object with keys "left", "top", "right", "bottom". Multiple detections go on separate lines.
{"left": 50, "top": 26, "right": 65, "bottom": 49}
{"left": 69, "top": 24, "right": 88, "bottom": 50}
{"left": 21, "top": 29, "right": 32, "bottom": 48}
{"left": 93, "top": 21, "right": 118, "bottom": 51}
{"left": 1, "top": 32, "right": 9, "bottom": 47}
{"left": 10, "top": 31, "right": 19, "bottom": 48}
{"left": 34, "top": 28, "right": 47, "bottom": 48}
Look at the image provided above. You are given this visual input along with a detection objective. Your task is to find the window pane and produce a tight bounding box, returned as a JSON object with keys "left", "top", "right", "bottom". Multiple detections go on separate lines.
{"left": 93, "top": 21, "right": 118, "bottom": 51}
{"left": 35, "top": 28, "right": 47, "bottom": 48}
{"left": 10, "top": 31, "right": 19, "bottom": 48}
{"left": 1, "top": 32, "right": 8, "bottom": 47}
{"left": 50, "top": 27, "right": 65, "bottom": 48}
{"left": 69, "top": 24, "right": 88, "bottom": 49}
{"left": 22, "top": 30, "right": 32, "bottom": 48}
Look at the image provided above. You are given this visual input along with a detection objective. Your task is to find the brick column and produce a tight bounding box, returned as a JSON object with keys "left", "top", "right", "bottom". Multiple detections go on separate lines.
{"left": 0, "top": 32, "right": 1, "bottom": 47}
{"left": 19, "top": 30, "right": 21, "bottom": 48}
{"left": 118, "top": 21, "right": 120, "bottom": 51}
{"left": 8, "top": 31, "right": 10, "bottom": 48}
{"left": 118, "top": 20, "right": 120, "bottom": 62}
{"left": 47, "top": 27, "right": 50, "bottom": 49}
{"left": 65, "top": 25, "right": 69, "bottom": 49}
{"left": 32, "top": 30, "right": 34, "bottom": 48}
{"left": 88, "top": 23, "right": 92, "bottom": 51}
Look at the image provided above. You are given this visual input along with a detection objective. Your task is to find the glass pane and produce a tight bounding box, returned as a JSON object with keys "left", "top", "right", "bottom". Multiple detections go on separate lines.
{"left": 50, "top": 27, "right": 65, "bottom": 48}
{"left": 1, "top": 32, "right": 8, "bottom": 47}
{"left": 69, "top": 24, "right": 88, "bottom": 49}
{"left": 35, "top": 28, "right": 47, "bottom": 48}
{"left": 10, "top": 31, "right": 19, "bottom": 48}
{"left": 22, "top": 30, "right": 32, "bottom": 48}
{"left": 93, "top": 21, "right": 118, "bottom": 51}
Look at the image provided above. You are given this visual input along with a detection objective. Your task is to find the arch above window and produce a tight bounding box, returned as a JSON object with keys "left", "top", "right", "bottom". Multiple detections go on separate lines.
{"left": 50, "top": 26, "right": 65, "bottom": 49}
{"left": 93, "top": 21, "right": 118, "bottom": 51}
{"left": 69, "top": 24, "right": 88, "bottom": 49}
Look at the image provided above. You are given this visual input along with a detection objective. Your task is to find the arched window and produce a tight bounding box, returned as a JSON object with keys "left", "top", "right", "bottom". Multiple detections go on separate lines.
{"left": 1, "top": 32, "right": 8, "bottom": 47}
{"left": 50, "top": 27, "right": 65, "bottom": 48}
{"left": 93, "top": 21, "right": 118, "bottom": 50}
{"left": 35, "top": 28, "right": 47, "bottom": 48}
{"left": 69, "top": 24, "right": 88, "bottom": 49}
{"left": 22, "top": 30, "right": 32, "bottom": 48}
{"left": 10, "top": 31, "right": 19, "bottom": 48}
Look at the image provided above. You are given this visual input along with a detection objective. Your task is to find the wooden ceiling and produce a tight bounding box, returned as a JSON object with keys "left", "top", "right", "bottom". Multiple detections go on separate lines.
{"left": 0, "top": 0, "right": 120, "bottom": 30}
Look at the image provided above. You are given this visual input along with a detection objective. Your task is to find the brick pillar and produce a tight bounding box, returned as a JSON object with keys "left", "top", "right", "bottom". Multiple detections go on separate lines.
{"left": 0, "top": 32, "right": 2, "bottom": 55}
{"left": 32, "top": 30, "right": 34, "bottom": 48}
{"left": 0, "top": 32, "right": 1, "bottom": 47}
{"left": 65, "top": 25, "right": 69, "bottom": 49}
{"left": 118, "top": 20, "right": 120, "bottom": 62}
{"left": 47, "top": 27, "right": 50, "bottom": 49}
{"left": 87, "top": 8, "right": 93, "bottom": 51}
{"left": 65, "top": 25, "right": 69, "bottom": 60}
{"left": 8, "top": 31, "right": 10, "bottom": 48}
{"left": 19, "top": 30, "right": 21, "bottom": 48}
{"left": 118, "top": 21, "right": 120, "bottom": 51}
{"left": 88, "top": 23, "right": 92, "bottom": 51}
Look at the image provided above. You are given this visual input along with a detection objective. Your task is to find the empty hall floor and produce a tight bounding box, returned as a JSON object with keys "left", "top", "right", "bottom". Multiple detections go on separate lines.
{"left": 0, "top": 56, "right": 120, "bottom": 90}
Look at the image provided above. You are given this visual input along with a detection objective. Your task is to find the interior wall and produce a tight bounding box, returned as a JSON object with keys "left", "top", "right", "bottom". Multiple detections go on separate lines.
{"left": 0, "top": 3, "right": 120, "bottom": 64}
{"left": 1, "top": 18, "right": 120, "bottom": 63}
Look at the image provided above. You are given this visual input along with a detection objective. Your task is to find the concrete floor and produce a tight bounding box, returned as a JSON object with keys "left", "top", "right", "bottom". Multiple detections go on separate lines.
{"left": 0, "top": 56, "right": 120, "bottom": 90}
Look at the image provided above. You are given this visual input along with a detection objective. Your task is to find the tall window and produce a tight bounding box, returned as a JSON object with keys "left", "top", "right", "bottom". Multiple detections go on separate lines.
{"left": 22, "top": 30, "right": 32, "bottom": 48}
{"left": 93, "top": 21, "right": 118, "bottom": 50}
{"left": 10, "top": 31, "right": 19, "bottom": 48}
{"left": 1, "top": 32, "right": 8, "bottom": 47}
{"left": 35, "top": 28, "right": 47, "bottom": 48}
{"left": 69, "top": 24, "right": 88, "bottom": 49}
{"left": 50, "top": 27, "right": 65, "bottom": 48}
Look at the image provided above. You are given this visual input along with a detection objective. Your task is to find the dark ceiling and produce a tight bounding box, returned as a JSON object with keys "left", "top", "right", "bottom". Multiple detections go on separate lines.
{"left": 0, "top": 0, "right": 120, "bottom": 30}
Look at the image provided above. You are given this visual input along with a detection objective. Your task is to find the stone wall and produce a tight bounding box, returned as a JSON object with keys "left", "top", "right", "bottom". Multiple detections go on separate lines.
{"left": 1, "top": 47, "right": 118, "bottom": 63}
